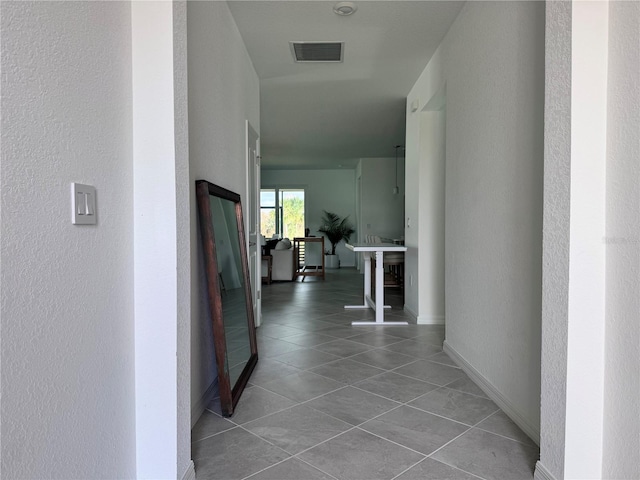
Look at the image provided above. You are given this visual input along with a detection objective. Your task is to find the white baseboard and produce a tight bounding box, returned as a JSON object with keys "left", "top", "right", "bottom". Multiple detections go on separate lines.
{"left": 417, "top": 314, "right": 445, "bottom": 325}
{"left": 443, "top": 340, "right": 541, "bottom": 445}
{"left": 181, "top": 460, "right": 196, "bottom": 480}
{"left": 191, "top": 378, "right": 218, "bottom": 428}
{"left": 534, "top": 461, "right": 557, "bottom": 480}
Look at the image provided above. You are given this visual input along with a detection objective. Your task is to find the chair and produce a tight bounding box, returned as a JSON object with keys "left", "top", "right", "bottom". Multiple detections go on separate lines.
{"left": 366, "top": 235, "right": 404, "bottom": 289}
{"left": 293, "top": 237, "right": 325, "bottom": 281}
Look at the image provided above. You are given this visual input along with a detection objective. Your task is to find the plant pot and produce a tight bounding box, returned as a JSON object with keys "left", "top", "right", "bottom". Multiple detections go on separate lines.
{"left": 324, "top": 254, "right": 340, "bottom": 269}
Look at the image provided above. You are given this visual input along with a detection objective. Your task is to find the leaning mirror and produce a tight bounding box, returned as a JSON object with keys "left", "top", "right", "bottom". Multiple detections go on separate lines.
{"left": 196, "top": 180, "right": 258, "bottom": 417}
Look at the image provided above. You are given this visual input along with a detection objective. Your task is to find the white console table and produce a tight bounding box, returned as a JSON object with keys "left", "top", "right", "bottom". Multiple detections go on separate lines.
{"left": 345, "top": 242, "right": 408, "bottom": 325}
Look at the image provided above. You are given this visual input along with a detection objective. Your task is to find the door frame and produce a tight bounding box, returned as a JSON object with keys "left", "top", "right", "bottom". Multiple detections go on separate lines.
{"left": 246, "top": 121, "right": 261, "bottom": 327}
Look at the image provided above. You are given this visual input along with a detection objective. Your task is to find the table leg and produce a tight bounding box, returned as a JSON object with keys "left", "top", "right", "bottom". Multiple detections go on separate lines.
{"left": 363, "top": 251, "right": 371, "bottom": 304}
{"left": 344, "top": 251, "right": 369, "bottom": 310}
{"left": 348, "top": 249, "right": 408, "bottom": 326}
{"left": 374, "top": 250, "right": 384, "bottom": 323}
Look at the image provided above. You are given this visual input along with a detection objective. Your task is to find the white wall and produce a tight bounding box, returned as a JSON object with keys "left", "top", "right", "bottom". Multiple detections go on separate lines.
{"left": 187, "top": 1, "right": 260, "bottom": 423}
{"left": 407, "top": 1, "right": 544, "bottom": 441}
{"left": 602, "top": 2, "right": 640, "bottom": 478}
{"left": 359, "top": 158, "right": 405, "bottom": 242}
{"left": 132, "top": 1, "right": 191, "bottom": 478}
{"left": 564, "top": 3, "right": 609, "bottom": 477}
{"left": 414, "top": 108, "right": 445, "bottom": 324}
{"left": 1, "top": 2, "right": 136, "bottom": 477}
{"left": 539, "top": 3, "right": 640, "bottom": 479}
{"left": 261, "top": 169, "right": 357, "bottom": 266}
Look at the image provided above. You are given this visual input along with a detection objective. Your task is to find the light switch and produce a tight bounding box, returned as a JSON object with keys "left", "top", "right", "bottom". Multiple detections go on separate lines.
{"left": 71, "top": 183, "right": 97, "bottom": 225}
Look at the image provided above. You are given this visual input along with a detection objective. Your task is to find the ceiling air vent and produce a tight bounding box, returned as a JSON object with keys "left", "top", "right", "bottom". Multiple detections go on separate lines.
{"left": 290, "top": 42, "right": 344, "bottom": 63}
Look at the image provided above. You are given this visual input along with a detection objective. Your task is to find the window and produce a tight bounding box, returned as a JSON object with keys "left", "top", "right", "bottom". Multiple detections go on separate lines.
{"left": 260, "top": 188, "right": 305, "bottom": 239}
{"left": 260, "top": 189, "right": 276, "bottom": 238}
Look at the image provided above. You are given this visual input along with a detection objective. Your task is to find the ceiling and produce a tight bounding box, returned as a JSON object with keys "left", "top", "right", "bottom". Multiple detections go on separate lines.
{"left": 228, "top": 1, "right": 465, "bottom": 169}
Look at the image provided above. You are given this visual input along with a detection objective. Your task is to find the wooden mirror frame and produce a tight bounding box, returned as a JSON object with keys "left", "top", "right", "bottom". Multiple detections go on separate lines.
{"left": 195, "top": 180, "right": 258, "bottom": 417}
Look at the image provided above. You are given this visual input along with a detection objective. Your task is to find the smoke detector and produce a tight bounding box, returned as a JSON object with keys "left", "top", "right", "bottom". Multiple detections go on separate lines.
{"left": 333, "top": 2, "right": 357, "bottom": 16}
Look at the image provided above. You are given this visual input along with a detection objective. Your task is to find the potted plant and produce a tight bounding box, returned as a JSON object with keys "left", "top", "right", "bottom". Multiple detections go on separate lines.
{"left": 318, "top": 210, "right": 355, "bottom": 269}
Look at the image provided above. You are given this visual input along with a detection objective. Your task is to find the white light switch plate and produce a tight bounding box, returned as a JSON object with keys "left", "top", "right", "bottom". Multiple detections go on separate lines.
{"left": 71, "top": 183, "right": 97, "bottom": 225}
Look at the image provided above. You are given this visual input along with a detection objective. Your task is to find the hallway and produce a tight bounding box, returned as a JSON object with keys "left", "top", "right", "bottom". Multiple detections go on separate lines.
{"left": 192, "top": 269, "right": 539, "bottom": 479}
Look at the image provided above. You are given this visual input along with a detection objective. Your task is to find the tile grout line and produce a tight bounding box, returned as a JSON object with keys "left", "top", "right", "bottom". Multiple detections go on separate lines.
{"left": 389, "top": 457, "right": 432, "bottom": 480}
{"left": 470, "top": 424, "right": 539, "bottom": 448}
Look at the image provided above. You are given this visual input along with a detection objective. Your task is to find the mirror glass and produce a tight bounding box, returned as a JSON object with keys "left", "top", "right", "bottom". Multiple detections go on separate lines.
{"left": 196, "top": 180, "right": 258, "bottom": 417}
{"left": 209, "top": 196, "right": 252, "bottom": 386}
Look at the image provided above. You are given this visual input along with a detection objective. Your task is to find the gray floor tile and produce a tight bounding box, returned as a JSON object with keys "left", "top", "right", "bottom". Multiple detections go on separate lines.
{"left": 339, "top": 308, "right": 377, "bottom": 320}
{"left": 245, "top": 458, "right": 335, "bottom": 480}
{"left": 257, "top": 338, "right": 305, "bottom": 358}
{"left": 394, "top": 359, "right": 465, "bottom": 386}
{"left": 395, "top": 458, "right": 481, "bottom": 480}
{"left": 273, "top": 348, "right": 341, "bottom": 370}
{"left": 360, "top": 405, "right": 469, "bottom": 455}
{"left": 248, "top": 358, "right": 301, "bottom": 387}
{"left": 445, "top": 375, "right": 490, "bottom": 398}
{"left": 355, "top": 371, "right": 439, "bottom": 403}
{"left": 309, "top": 358, "right": 386, "bottom": 384}
{"left": 432, "top": 428, "right": 539, "bottom": 480}
{"left": 383, "top": 339, "right": 443, "bottom": 359}
{"left": 191, "top": 410, "right": 236, "bottom": 442}
{"left": 192, "top": 270, "right": 536, "bottom": 480}
{"left": 413, "top": 332, "right": 446, "bottom": 346}
{"left": 409, "top": 387, "right": 499, "bottom": 425}
{"left": 228, "top": 385, "right": 298, "bottom": 424}
{"left": 244, "top": 404, "right": 351, "bottom": 455}
{"left": 375, "top": 325, "right": 429, "bottom": 339}
{"left": 281, "top": 332, "right": 338, "bottom": 347}
{"left": 312, "top": 338, "right": 373, "bottom": 357}
{"left": 299, "top": 428, "right": 424, "bottom": 480}
{"left": 346, "top": 332, "right": 406, "bottom": 348}
{"left": 260, "top": 370, "right": 344, "bottom": 402}
{"left": 349, "top": 349, "right": 416, "bottom": 370}
{"left": 256, "top": 324, "right": 306, "bottom": 339}
{"left": 315, "top": 324, "right": 361, "bottom": 338}
{"left": 319, "top": 313, "right": 361, "bottom": 325}
{"left": 476, "top": 410, "right": 537, "bottom": 446}
{"left": 426, "top": 351, "right": 458, "bottom": 367}
{"left": 307, "top": 386, "right": 400, "bottom": 426}
{"left": 192, "top": 427, "right": 290, "bottom": 480}
{"left": 284, "top": 320, "right": 339, "bottom": 332}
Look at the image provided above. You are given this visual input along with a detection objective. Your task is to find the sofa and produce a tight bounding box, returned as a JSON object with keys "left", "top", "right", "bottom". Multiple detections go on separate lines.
{"left": 262, "top": 237, "right": 295, "bottom": 281}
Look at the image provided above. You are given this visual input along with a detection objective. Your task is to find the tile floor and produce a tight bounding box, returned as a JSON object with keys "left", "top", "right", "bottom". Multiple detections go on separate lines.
{"left": 192, "top": 268, "right": 539, "bottom": 480}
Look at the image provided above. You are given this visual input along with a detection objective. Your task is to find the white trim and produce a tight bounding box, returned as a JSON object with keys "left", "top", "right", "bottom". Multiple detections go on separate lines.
{"left": 534, "top": 461, "right": 557, "bottom": 480}
{"left": 443, "top": 341, "right": 540, "bottom": 445}
{"left": 191, "top": 379, "right": 219, "bottom": 428}
{"left": 417, "top": 314, "right": 445, "bottom": 325}
{"left": 181, "top": 461, "right": 196, "bottom": 480}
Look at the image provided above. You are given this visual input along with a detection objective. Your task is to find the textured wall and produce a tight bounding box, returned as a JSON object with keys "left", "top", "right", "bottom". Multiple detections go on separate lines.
{"left": 261, "top": 168, "right": 358, "bottom": 266}
{"left": 603, "top": 2, "right": 640, "bottom": 478}
{"left": 538, "top": 2, "right": 572, "bottom": 478}
{"left": 1, "top": 2, "right": 136, "bottom": 478}
{"left": 407, "top": 1, "right": 544, "bottom": 439}
{"left": 187, "top": 1, "right": 260, "bottom": 419}
{"left": 417, "top": 111, "right": 445, "bottom": 324}
{"left": 173, "top": 2, "right": 192, "bottom": 476}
